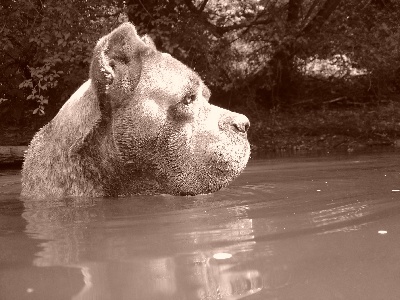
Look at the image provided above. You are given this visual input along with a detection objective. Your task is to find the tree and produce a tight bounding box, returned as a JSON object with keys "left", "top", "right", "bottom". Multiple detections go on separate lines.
{"left": 170, "top": 0, "right": 399, "bottom": 107}
{"left": 1, "top": 0, "right": 399, "bottom": 127}
{"left": 0, "top": 0, "right": 123, "bottom": 123}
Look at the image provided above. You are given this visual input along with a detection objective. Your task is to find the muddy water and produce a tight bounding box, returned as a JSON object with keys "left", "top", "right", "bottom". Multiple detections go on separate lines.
{"left": 1, "top": 152, "right": 400, "bottom": 300}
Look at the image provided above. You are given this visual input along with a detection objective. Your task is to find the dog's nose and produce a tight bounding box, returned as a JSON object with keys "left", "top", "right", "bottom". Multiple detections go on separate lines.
{"left": 218, "top": 109, "right": 250, "bottom": 134}
{"left": 232, "top": 115, "right": 250, "bottom": 133}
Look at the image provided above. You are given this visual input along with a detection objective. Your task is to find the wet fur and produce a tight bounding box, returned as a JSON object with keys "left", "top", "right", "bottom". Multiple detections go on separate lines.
{"left": 22, "top": 23, "right": 250, "bottom": 198}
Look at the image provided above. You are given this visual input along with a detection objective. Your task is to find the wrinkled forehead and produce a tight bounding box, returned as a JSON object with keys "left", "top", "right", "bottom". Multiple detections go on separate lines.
{"left": 140, "top": 51, "right": 210, "bottom": 99}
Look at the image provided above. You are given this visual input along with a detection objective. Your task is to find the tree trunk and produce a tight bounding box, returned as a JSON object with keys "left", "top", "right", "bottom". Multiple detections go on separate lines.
{"left": 268, "top": 0, "right": 343, "bottom": 106}
{"left": 268, "top": 47, "right": 296, "bottom": 106}
{"left": 268, "top": 0, "right": 303, "bottom": 106}
{"left": 287, "top": 0, "right": 302, "bottom": 25}
{"left": 303, "top": 0, "right": 343, "bottom": 34}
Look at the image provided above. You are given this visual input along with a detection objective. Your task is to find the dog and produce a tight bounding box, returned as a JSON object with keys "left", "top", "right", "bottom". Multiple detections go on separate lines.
{"left": 21, "top": 23, "right": 250, "bottom": 197}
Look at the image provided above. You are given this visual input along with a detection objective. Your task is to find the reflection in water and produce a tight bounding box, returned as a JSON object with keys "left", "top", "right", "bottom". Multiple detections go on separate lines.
{"left": 310, "top": 203, "right": 369, "bottom": 233}
{"left": 194, "top": 254, "right": 262, "bottom": 299}
{"left": 23, "top": 198, "right": 101, "bottom": 266}
{"left": 3, "top": 152, "right": 400, "bottom": 299}
{"left": 21, "top": 196, "right": 265, "bottom": 299}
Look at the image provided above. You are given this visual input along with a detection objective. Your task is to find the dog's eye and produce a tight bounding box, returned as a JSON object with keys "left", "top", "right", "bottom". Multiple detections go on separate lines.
{"left": 182, "top": 94, "right": 196, "bottom": 105}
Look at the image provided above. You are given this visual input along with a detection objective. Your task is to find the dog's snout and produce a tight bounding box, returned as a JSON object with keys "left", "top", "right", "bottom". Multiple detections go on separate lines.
{"left": 232, "top": 116, "right": 250, "bottom": 133}
{"left": 217, "top": 107, "right": 250, "bottom": 134}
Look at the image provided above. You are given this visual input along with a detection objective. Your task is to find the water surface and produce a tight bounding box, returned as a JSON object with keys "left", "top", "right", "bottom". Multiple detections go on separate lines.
{"left": 1, "top": 152, "right": 400, "bottom": 300}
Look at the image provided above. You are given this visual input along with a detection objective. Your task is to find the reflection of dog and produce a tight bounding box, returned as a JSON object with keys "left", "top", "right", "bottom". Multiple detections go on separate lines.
{"left": 21, "top": 23, "right": 250, "bottom": 198}
{"left": 21, "top": 197, "right": 263, "bottom": 300}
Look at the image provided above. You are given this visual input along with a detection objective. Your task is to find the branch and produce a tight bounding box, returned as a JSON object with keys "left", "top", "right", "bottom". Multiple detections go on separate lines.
{"left": 183, "top": 0, "right": 198, "bottom": 12}
{"left": 215, "top": 18, "right": 274, "bottom": 35}
{"left": 287, "top": 0, "right": 302, "bottom": 25}
{"left": 183, "top": 0, "right": 274, "bottom": 37}
{"left": 301, "top": 0, "right": 319, "bottom": 27}
{"left": 198, "top": 0, "right": 209, "bottom": 13}
{"left": 84, "top": 6, "right": 123, "bottom": 20}
{"left": 302, "top": 0, "right": 342, "bottom": 34}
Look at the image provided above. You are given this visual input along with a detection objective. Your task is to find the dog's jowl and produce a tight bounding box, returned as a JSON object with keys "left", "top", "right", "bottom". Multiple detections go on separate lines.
{"left": 22, "top": 23, "right": 250, "bottom": 198}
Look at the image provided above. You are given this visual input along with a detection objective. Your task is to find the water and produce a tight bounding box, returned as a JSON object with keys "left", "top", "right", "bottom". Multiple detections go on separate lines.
{"left": 1, "top": 152, "right": 400, "bottom": 300}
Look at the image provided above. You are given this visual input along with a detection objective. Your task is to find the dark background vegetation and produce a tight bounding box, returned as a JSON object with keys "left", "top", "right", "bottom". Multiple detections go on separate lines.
{"left": 1, "top": 0, "right": 400, "bottom": 154}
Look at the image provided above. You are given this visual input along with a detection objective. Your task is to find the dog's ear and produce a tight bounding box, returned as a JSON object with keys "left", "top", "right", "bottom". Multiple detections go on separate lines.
{"left": 90, "top": 23, "right": 148, "bottom": 96}
{"left": 141, "top": 35, "right": 157, "bottom": 50}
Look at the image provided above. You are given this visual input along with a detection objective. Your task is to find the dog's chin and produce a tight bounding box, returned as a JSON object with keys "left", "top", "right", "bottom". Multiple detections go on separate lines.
{"left": 172, "top": 181, "right": 226, "bottom": 196}
{"left": 172, "top": 154, "right": 249, "bottom": 196}
{"left": 174, "top": 172, "right": 239, "bottom": 196}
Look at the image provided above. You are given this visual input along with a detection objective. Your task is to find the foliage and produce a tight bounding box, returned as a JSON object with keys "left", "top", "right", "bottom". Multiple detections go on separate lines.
{"left": 1, "top": 0, "right": 400, "bottom": 127}
{"left": 247, "top": 102, "right": 400, "bottom": 155}
{"left": 0, "top": 0, "right": 122, "bottom": 121}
